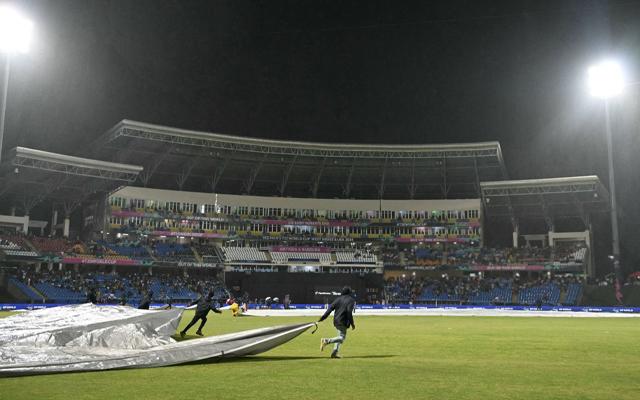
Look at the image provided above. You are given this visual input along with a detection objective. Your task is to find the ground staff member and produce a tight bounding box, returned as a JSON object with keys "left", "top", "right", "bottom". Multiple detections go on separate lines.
{"left": 180, "top": 291, "right": 222, "bottom": 337}
{"left": 318, "top": 286, "right": 356, "bottom": 358}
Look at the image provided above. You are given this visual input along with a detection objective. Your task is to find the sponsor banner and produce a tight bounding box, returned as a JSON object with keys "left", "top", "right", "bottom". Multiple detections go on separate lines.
{"left": 260, "top": 219, "right": 355, "bottom": 227}
{"left": 1, "top": 304, "right": 68, "bottom": 310}
{"left": 112, "top": 210, "right": 229, "bottom": 222}
{"left": 461, "top": 264, "right": 581, "bottom": 272}
{"left": 0, "top": 303, "right": 193, "bottom": 311}
{"left": 261, "top": 219, "right": 323, "bottom": 226}
{"left": 178, "top": 215, "right": 226, "bottom": 222}
{"left": 62, "top": 257, "right": 148, "bottom": 266}
{"left": 150, "top": 231, "right": 227, "bottom": 238}
{"left": 396, "top": 237, "right": 473, "bottom": 243}
{"left": 470, "top": 264, "right": 545, "bottom": 271}
{"left": 246, "top": 304, "right": 640, "bottom": 313}
{"left": 271, "top": 246, "right": 331, "bottom": 253}
{"left": 2, "top": 303, "right": 640, "bottom": 313}
{"left": 262, "top": 235, "right": 351, "bottom": 242}
{"left": 177, "top": 261, "right": 219, "bottom": 268}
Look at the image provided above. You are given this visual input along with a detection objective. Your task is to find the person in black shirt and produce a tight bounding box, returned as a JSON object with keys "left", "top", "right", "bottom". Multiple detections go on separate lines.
{"left": 86, "top": 287, "right": 98, "bottom": 304}
{"left": 138, "top": 290, "right": 153, "bottom": 310}
{"left": 318, "top": 286, "right": 356, "bottom": 358}
{"left": 179, "top": 291, "right": 222, "bottom": 337}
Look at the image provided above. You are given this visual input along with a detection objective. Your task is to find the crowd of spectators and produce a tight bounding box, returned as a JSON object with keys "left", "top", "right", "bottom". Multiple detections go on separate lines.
{"left": 384, "top": 273, "right": 584, "bottom": 305}
{"left": 10, "top": 266, "right": 227, "bottom": 304}
{"left": 402, "top": 244, "right": 586, "bottom": 267}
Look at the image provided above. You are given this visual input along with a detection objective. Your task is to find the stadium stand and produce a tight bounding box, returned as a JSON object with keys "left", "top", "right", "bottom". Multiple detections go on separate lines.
{"left": 517, "top": 283, "right": 561, "bottom": 305}
{"left": 222, "top": 247, "right": 269, "bottom": 263}
{"left": 384, "top": 275, "right": 581, "bottom": 306}
{"left": 335, "top": 251, "right": 377, "bottom": 264}
{"left": 191, "top": 243, "right": 223, "bottom": 262}
{"left": 30, "top": 237, "right": 73, "bottom": 254}
{"left": 563, "top": 282, "right": 583, "bottom": 305}
{"left": 33, "top": 282, "right": 86, "bottom": 303}
{"left": 0, "top": 234, "right": 39, "bottom": 257}
{"left": 270, "top": 250, "right": 332, "bottom": 264}
{"left": 9, "top": 267, "right": 227, "bottom": 304}
{"left": 150, "top": 242, "right": 195, "bottom": 261}
{"left": 8, "top": 277, "right": 42, "bottom": 301}
{"left": 100, "top": 241, "right": 150, "bottom": 259}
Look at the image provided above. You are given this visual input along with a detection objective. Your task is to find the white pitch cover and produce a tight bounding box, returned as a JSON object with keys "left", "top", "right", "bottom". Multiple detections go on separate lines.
{"left": 0, "top": 304, "right": 315, "bottom": 376}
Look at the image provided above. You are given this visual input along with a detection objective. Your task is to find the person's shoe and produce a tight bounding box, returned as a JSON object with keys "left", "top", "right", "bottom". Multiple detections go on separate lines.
{"left": 320, "top": 338, "right": 328, "bottom": 352}
{"left": 179, "top": 331, "right": 186, "bottom": 338}
{"left": 196, "top": 330, "right": 204, "bottom": 336}
{"left": 330, "top": 351, "right": 341, "bottom": 359}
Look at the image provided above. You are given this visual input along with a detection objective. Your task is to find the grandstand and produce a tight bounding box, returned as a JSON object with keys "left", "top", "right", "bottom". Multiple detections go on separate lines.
{"left": 0, "top": 234, "right": 38, "bottom": 257}
{"left": 0, "top": 120, "right": 620, "bottom": 306}
{"left": 5, "top": 266, "right": 228, "bottom": 305}
{"left": 222, "top": 247, "right": 269, "bottom": 263}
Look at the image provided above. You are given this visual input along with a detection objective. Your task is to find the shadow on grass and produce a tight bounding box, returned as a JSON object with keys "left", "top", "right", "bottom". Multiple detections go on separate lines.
{"left": 0, "top": 355, "right": 398, "bottom": 378}
{"left": 217, "top": 354, "right": 397, "bottom": 363}
{"left": 182, "top": 354, "right": 396, "bottom": 366}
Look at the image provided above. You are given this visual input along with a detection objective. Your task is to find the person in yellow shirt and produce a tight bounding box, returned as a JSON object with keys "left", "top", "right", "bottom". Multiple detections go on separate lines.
{"left": 227, "top": 298, "right": 241, "bottom": 317}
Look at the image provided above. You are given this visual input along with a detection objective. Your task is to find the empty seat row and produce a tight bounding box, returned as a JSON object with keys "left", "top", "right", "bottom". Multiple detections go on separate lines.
{"left": 270, "top": 251, "right": 332, "bottom": 263}
{"left": 222, "top": 247, "right": 269, "bottom": 262}
{"left": 335, "top": 251, "right": 377, "bottom": 264}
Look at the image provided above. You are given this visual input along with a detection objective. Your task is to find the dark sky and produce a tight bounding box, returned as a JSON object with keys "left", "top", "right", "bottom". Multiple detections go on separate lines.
{"left": 3, "top": 0, "right": 640, "bottom": 269}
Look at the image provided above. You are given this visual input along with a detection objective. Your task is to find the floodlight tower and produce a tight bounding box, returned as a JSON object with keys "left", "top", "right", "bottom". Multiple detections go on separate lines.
{"left": 0, "top": 5, "right": 33, "bottom": 164}
{"left": 587, "top": 60, "right": 625, "bottom": 281}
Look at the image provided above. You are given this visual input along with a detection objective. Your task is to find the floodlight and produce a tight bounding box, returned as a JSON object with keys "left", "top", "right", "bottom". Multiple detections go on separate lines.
{"left": 0, "top": 5, "right": 33, "bottom": 54}
{"left": 587, "top": 60, "right": 625, "bottom": 99}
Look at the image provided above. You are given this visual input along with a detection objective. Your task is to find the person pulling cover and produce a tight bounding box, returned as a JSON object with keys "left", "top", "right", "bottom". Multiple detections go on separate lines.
{"left": 180, "top": 290, "right": 222, "bottom": 337}
{"left": 318, "top": 286, "right": 356, "bottom": 358}
{"left": 138, "top": 290, "right": 153, "bottom": 310}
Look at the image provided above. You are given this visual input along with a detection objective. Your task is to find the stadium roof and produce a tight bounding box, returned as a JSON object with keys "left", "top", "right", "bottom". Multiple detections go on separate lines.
{"left": 90, "top": 120, "right": 507, "bottom": 199}
{"left": 0, "top": 147, "right": 142, "bottom": 213}
{"left": 480, "top": 176, "right": 610, "bottom": 229}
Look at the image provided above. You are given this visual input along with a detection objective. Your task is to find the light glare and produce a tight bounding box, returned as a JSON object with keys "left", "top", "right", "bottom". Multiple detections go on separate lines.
{"left": 588, "top": 60, "right": 625, "bottom": 99}
{"left": 0, "top": 5, "right": 33, "bottom": 54}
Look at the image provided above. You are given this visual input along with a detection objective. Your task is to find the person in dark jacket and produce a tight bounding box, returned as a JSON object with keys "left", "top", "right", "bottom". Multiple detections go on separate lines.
{"left": 318, "top": 286, "right": 356, "bottom": 358}
{"left": 86, "top": 287, "right": 98, "bottom": 304}
{"left": 138, "top": 290, "right": 153, "bottom": 310}
{"left": 179, "top": 291, "right": 222, "bottom": 337}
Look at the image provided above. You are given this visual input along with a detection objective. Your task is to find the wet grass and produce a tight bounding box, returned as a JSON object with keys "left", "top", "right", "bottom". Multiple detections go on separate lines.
{"left": 1, "top": 311, "right": 639, "bottom": 399}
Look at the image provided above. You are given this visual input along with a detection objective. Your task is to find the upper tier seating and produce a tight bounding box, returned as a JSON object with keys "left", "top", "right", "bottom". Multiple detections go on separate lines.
{"left": 30, "top": 237, "right": 74, "bottom": 254}
{"left": 335, "top": 251, "right": 377, "bottom": 264}
{"left": 100, "top": 241, "right": 150, "bottom": 258}
{"left": 151, "top": 242, "right": 194, "bottom": 261}
{"left": 270, "top": 251, "right": 331, "bottom": 264}
{"left": 222, "top": 247, "right": 269, "bottom": 262}
{"left": 0, "top": 234, "right": 39, "bottom": 257}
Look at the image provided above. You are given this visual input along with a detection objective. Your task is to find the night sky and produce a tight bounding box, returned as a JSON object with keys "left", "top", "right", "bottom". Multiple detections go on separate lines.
{"left": 3, "top": 0, "right": 640, "bottom": 270}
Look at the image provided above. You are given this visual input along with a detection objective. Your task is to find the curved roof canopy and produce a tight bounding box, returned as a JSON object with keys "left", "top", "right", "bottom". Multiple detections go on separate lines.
{"left": 0, "top": 147, "right": 142, "bottom": 212}
{"left": 480, "top": 175, "right": 610, "bottom": 229}
{"left": 91, "top": 120, "right": 507, "bottom": 199}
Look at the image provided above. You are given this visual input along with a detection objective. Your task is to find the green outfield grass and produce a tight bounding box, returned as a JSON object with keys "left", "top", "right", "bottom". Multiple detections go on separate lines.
{"left": 1, "top": 311, "right": 638, "bottom": 400}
